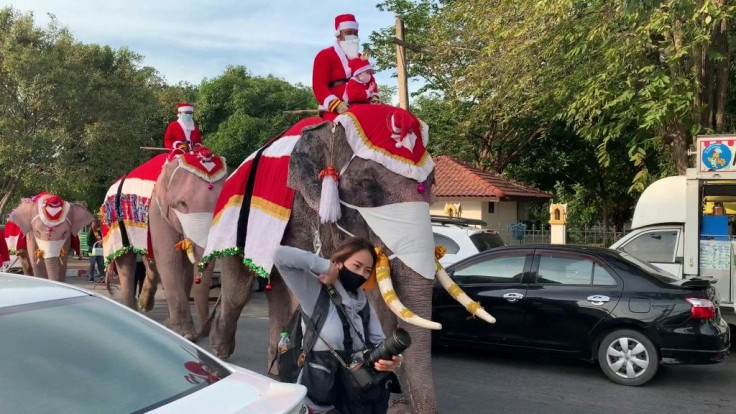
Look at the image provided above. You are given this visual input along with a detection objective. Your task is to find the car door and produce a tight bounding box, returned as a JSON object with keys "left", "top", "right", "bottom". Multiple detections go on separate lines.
{"left": 617, "top": 228, "right": 683, "bottom": 277}
{"left": 523, "top": 250, "right": 623, "bottom": 353}
{"left": 433, "top": 250, "right": 533, "bottom": 346}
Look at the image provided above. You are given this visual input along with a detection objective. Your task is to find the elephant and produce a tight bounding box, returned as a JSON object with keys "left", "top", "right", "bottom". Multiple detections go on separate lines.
{"left": 101, "top": 148, "right": 226, "bottom": 341}
{"left": 8, "top": 193, "right": 94, "bottom": 282}
{"left": 204, "top": 108, "right": 494, "bottom": 414}
{"left": 3, "top": 220, "right": 34, "bottom": 275}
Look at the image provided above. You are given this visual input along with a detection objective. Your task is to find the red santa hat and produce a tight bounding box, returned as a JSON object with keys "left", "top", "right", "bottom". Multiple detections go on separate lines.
{"left": 335, "top": 14, "right": 359, "bottom": 36}
{"left": 177, "top": 102, "right": 194, "bottom": 113}
{"left": 348, "top": 58, "right": 372, "bottom": 77}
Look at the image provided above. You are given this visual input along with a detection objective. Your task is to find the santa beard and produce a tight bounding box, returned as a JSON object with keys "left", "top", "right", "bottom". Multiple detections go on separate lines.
{"left": 339, "top": 38, "right": 361, "bottom": 59}
{"left": 177, "top": 117, "right": 195, "bottom": 132}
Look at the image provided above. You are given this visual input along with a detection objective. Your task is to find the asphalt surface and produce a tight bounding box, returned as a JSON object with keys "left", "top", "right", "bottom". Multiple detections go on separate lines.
{"left": 64, "top": 271, "right": 736, "bottom": 414}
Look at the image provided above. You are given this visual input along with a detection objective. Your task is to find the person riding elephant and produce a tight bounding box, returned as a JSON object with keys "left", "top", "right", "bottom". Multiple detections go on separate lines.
{"left": 313, "top": 14, "right": 363, "bottom": 121}
{"left": 8, "top": 193, "right": 94, "bottom": 282}
{"left": 202, "top": 106, "right": 495, "bottom": 414}
{"left": 164, "top": 102, "right": 203, "bottom": 151}
{"left": 101, "top": 146, "right": 226, "bottom": 341}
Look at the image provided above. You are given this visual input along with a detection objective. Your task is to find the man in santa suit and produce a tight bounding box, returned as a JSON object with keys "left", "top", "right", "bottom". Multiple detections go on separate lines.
{"left": 312, "top": 14, "right": 363, "bottom": 121}
{"left": 164, "top": 103, "right": 203, "bottom": 151}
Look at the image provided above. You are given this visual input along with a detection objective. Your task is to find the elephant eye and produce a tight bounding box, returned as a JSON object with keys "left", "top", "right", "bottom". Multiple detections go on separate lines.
{"left": 178, "top": 201, "right": 188, "bottom": 209}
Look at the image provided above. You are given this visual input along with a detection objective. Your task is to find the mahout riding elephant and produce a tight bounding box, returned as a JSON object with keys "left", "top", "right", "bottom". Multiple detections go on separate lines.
{"left": 3, "top": 220, "right": 34, "bottom": 275}
{"left": 203, "top": 106, "right": 494, "bottom": 414}
{"left": 8, "top": 193, "right": 94, "bottom": 281}
{"left": 101, "top": 147, "right": 226, "bottom": 341}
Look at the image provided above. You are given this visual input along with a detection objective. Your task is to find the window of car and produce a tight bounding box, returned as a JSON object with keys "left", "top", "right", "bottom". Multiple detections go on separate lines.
{"left": 452, "top": 254, "right": 527, "bottom": 284}
{"left": 469, "top": 232, "right": 505, "bottom": 252}
{"left": 0, "top": 296, "right": 230, "bottom": 414}
{"left": 433, "top": 232, "right": 461, "bottom": 254}
{"left": 621, "top": 230, "right": 678, "bottom": 263}
{"left": 536, "top": 254, "right": 619, "bottom": 286}
{"left": 537, "top": 255, "right": 594, "bottom": 285}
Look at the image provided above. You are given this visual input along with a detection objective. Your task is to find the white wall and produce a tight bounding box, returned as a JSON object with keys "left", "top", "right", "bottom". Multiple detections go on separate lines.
{"left": 430, "top": 200, "right": 483, "bottom": 220}
{"left": 431, "top": 198, "right": 519, "bottom": 232}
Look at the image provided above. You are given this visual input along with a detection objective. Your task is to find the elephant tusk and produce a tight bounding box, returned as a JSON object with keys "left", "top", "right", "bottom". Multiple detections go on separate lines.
{"left": 435, "top": 261, "right": 496, "bottom": 324}
{"left": 174, "top": 238, "right": 197, "bottom": 264}
{"left": 375, "top": 248, "right": 442, "bottom": 330}
{"left": 34, "top": 249, "right": 44, "bottom": 264}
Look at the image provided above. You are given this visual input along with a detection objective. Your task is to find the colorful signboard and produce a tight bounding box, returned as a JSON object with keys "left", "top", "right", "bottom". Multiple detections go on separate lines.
{"left": 697, "top": 135, "right": 736, "bottom": 178}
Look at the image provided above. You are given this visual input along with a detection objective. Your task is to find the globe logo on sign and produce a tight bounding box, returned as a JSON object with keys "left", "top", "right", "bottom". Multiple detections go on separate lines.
{"left": 702, "top": 143, "right": 732, "bottom": 171}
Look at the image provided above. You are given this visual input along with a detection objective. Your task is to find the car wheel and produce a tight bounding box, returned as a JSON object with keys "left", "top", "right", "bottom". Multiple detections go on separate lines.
{"left": 597, "top": 329, "right": 658, "bottom": 386}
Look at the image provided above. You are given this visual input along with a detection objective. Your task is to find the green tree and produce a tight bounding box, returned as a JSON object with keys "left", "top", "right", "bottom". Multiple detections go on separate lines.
{"left": 197, "top": 66, "right": 316, "bottom": 167}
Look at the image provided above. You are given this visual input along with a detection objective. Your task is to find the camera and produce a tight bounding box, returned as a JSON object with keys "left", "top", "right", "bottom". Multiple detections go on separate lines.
{"left": 348, "top": 328, "right": 411, "bottom": 392}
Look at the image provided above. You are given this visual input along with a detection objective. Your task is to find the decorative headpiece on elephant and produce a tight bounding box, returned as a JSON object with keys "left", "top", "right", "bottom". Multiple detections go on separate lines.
{"left": 9, "top": 192, "right": 94, "bottom": 281}
{"left": 206, "top": 105, "right": 494, "bottom": 413}
{"left": 100, "top": 146, "right": 226, "bottom": 341}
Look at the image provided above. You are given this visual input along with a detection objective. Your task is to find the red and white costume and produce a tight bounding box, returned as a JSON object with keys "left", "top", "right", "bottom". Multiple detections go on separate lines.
{"left": 312, "top": 14, "right": 360, "bottom": 118}
{"left": 164, "top": 103, "right": 203, "bottom": 150}
{"left": 346, "top": 58, "right": 379, "bottom": 105}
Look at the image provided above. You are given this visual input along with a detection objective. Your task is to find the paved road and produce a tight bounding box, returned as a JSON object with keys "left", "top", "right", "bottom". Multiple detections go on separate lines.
{"left": 68, "top": 274, "right": 736, "bottom": 413}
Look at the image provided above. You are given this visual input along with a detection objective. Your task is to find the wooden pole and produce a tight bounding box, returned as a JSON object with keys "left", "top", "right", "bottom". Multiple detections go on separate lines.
{"left": 140, "top": 147, "right": 170, "bottom": 152}
{"left": 395, "top": 17, "right": 409, "bottom": 110}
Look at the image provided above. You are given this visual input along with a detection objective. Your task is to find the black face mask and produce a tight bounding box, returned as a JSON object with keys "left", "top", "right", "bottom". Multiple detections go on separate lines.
{"left": 339, "top": 266, "right": 367, "bottom": 293}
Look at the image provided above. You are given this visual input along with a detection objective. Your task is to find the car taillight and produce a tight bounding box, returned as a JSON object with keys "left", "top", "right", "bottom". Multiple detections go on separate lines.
{"left": 685, "top": 297, "right": 716, "bottom": 319}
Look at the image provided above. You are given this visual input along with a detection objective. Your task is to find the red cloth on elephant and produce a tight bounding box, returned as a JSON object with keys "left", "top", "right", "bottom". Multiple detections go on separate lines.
{"left": 164, "top": 121, "right": 203, "bottom": 150}
{"left": 312, "top": 43, "right": 351, "bottom": 113}
{"left": 0, "top": 232, "right": 9, "bottom": 266}
{"left": 70, "top": 235, "right": 81, "bottom": 256}
{"left": 335, "top": 104, "right": 434, "bottom": 183}
{"left": 3, "top": 221, "right": 26, "bottom": 252}
{"left": 204, "top": 117, "right": 324, "bottom": 275}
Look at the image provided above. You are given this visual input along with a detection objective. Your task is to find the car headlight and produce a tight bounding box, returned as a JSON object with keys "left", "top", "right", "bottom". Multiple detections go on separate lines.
{"left": 286, "top": 402, "right": 309, "bottom": 414}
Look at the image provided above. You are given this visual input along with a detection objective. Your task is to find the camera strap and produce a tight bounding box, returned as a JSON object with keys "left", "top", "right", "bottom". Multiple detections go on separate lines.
{"left": 300, "top": 288, "right": 351, "bottom": 370}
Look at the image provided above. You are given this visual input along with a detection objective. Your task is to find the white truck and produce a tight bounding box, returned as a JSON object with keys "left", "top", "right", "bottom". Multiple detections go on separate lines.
{"left": 610, "top": 135, "right": 736, "bottom": 327}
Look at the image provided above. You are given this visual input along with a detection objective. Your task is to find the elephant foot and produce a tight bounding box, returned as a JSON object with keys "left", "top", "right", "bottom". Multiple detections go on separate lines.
{"left": 388, "top": 396, "right": 413, "bottom": 414}
{"left": 183, "top": 332, "right": 199, "bottom": 342}
{"left": 211, "top": 341, "right": 234, "bottom": 360}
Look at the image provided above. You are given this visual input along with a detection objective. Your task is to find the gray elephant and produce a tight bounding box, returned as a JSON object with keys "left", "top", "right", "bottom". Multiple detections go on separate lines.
{"left": 9, "top": 193, "right": 94, "bottom": 282}
{"left": 101, "top": 148, "right": 226, "bottom": 340}
{"left": 202, "top": 107, "right": 493, "bottom": 413}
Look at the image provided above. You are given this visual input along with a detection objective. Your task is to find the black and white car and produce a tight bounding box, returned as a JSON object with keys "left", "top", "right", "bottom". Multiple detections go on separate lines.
{"left": 432, "top": 216, "right": 506, "bottom": 267}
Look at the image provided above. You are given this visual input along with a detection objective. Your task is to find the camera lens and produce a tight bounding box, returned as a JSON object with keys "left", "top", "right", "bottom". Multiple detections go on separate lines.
{"left": 365, "top": 328, "right": 411, "bottom": 366}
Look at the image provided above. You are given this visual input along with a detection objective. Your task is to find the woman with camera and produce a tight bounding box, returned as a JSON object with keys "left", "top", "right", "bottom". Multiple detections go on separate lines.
{"left": 274, "top": 237, "right": 403, "bottom": 414}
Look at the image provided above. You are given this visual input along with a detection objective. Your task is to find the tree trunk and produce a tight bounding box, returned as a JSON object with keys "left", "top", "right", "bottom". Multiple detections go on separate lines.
{"left": 0, "top": 177, "right": 18, "bottom": 220}
{"left": 713, "top": 17, "right": 730, "bottom": 131}
{"left": 668, "top": 122, "right": 691, "bottom": 174}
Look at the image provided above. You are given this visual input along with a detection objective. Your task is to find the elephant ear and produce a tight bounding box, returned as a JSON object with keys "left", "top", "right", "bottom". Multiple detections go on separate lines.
{"left": 68, "top": 204, "right": 94, "bottom": 235}
{"left": 9, "top": 199, "right": 35, "bottom": 235}
{"left": 288, "top": 122, "right": 356, "bottom": 212}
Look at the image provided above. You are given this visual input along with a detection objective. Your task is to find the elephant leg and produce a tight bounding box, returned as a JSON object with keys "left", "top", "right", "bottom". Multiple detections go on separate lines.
{"left": 137, "top": 258, "right": 159, "bottom": 312}
{"left": 191, "top": 260, "right": 214, "bottom": 338}
{"left": 26, "top": 237, "right": 47, "bottom": 279}
{"left": 264, "top": 269, "right": 296, "bottom": 373}
{"left": 211, "top": 256, "right": 254, "bottom": 359}
{"left": 150, "top": 203, "right": 197, "bottom": 340}
{"left": 20, "top": 252, "right": 34, "bottom": 276}
{"left": 114, "top": 253, "right": 138, "bottom": 309}
{"left": 392, "top": 266, "right": 439, "bottom": 414}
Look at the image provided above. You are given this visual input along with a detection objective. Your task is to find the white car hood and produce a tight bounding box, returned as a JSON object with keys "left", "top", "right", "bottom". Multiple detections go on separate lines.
{"left": 150, "top": 367, "right": 306, "bottom": 414}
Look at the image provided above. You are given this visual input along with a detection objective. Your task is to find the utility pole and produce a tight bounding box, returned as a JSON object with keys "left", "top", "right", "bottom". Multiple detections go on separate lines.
{"left": 395, "top": 17, "right": 409, "bottom": 110}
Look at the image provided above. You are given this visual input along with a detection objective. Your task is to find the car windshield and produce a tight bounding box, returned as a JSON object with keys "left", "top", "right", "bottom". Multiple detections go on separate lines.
{"left": 470, "top": 232, "right": 506, "bottom": 252}
{"left": 0, "top": 295, "right": 230, "bottom": 414}
{"left": 617, "top": 251, "right": 679, "bottom": 283}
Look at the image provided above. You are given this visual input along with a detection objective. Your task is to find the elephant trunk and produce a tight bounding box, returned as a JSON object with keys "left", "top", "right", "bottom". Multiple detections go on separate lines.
{"left": 387, "top": 260, "right": 439, "bottom": 413}
{"left": 44, "top": 257, "right": 63, "bottom": 282}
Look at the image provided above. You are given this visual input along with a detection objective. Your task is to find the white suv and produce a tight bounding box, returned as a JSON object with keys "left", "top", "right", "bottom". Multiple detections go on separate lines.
{"left": 432, "top": 216, "right": 506, "bottom": 267}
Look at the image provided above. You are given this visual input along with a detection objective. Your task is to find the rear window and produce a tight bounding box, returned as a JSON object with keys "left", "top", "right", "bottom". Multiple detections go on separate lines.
{"left": 470, "top": 232, "right": 506, "bottom": 252}
{"left": 0, "top": 296, "right": 230, "bottom": 414}
{"left": 618, "top": 252, "right": 679, "bottom": 283}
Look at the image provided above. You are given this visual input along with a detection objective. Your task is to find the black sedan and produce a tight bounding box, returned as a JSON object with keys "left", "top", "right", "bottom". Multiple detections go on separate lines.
{"left": 432, "top": 245, "right": 731, "bottom": 386}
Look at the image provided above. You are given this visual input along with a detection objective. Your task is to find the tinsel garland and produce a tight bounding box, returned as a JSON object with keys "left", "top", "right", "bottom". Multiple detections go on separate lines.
{"left": 198, "top": 247, "right": 243, "bottom": 273}
{"left": 243, "top": 258, "right": 270, "bottom": 279}
{"left": 104, "top": 246, "right": 148, "bottom": 268}
{"left": 8, "top": 249, "right": 26, "bottom": 255}
{"left": 196, "top": 247, "right": 270, "bottom": 279}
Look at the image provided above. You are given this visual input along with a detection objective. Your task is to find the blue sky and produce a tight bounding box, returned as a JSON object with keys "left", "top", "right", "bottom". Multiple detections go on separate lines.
{"left": 8, "top": 0, "right": 407, "bottom": 95}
